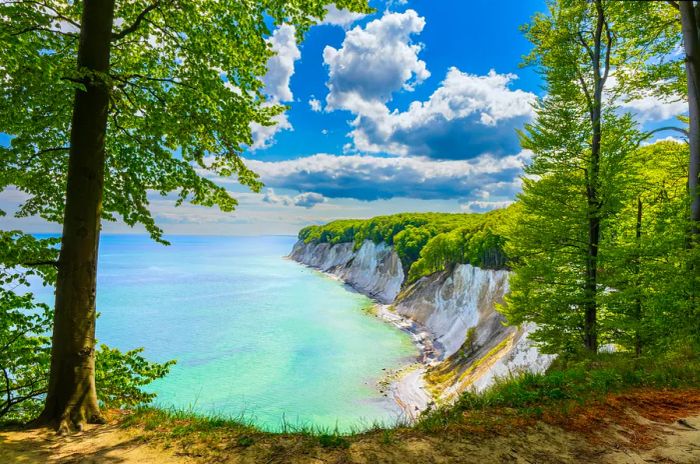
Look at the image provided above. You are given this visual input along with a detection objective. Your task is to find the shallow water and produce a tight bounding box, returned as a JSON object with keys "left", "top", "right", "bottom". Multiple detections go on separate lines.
{"left": 31, "top": 235, "right": 417, "bottom": 432}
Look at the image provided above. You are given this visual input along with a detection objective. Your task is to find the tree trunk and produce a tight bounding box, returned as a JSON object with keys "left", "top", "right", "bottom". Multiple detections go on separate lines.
{"left": 680, "top": 1, "right": 700, "bottom": 236}
{"left": 582, "top": 0, "right": 608, "bottom": 354}
{"left": 37, "top": 0, "right": 115, "bottom": 434}
{"left": 634, "top": 197, "right": 643, "bottom": 357}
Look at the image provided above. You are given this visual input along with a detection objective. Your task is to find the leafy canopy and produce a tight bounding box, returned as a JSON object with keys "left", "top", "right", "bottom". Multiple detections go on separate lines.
{"left": 0, "top": 0, "right": 372, "bottom": 241}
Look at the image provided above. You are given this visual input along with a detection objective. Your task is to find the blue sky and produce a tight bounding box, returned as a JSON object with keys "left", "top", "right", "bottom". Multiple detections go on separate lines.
{"left": 2, "top": 0, "right": 688, "bottom": 235}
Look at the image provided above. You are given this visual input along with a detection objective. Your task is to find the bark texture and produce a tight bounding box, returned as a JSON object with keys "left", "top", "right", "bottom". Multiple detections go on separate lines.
{"left": 38, "top": 0, "right": 115, "bottom": 434}
{"left": 680, "top": 1, "right": 700, "bottom": 236}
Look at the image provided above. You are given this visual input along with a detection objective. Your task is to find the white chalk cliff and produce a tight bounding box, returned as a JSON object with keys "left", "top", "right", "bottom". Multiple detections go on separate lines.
{"left": 290, "top": 239, "right": 555, "bottom": 405}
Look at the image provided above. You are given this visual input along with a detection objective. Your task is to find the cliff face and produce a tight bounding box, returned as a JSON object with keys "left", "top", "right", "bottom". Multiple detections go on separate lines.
{"left": 290, "top": 239, "right": 554, "bottom": 403}
{"left": 290, "top": 240, "right": 403, "bottom": 304}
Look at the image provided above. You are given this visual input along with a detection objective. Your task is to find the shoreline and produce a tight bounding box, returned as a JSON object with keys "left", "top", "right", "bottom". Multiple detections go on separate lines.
{"left": 373, "top": 304, "right": 442, "bottom": 420}
{"left": 287, "top": 256, "right": 444, "bottom": 420}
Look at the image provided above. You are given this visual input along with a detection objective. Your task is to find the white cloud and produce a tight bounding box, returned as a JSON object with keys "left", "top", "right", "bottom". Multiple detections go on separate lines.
{"left": 262, "top": 24, "right": 300, "bottom": 103}
{"left": 607, "top": 74, "right": 687, "bottom": 123}
{"left": 240, "top": 151, "right": 531, "bottom": 201}
{"left": 262, "top": 188, "right": 327, "bottom": 209}
{"left": 320, "top": 5, "right": 367, "bottom": 28}
{"left": 250, "top": 111, "right": 292, "bottom": 150}
{"left": 251, "top": 24, "right": 301, "bottom": 149}
{"left": 320, "top": 10, "right": 535, "bottom": 158}
{"left": 293, "top": 192, "right": 327, "bottom": 208}
{"left": 323, "top": 9, "right": 430, "bottom": 115}
{"left": 460, "top": 200, "right": 514, "bottom": 213}
{"left": 620, "top": 94, "right": 687, "bottom": 122}
{"left": 309, "top": 97, "right": 322, "bottom": 112}
{"left": 347, "top": 68, "right": 536, "bottom": 157}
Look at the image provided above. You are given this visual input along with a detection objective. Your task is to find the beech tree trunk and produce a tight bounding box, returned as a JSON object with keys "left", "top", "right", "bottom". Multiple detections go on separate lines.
{"left": 38, "top": 0, "right": 115, "bottom": 433}
{"left": 634, "top": 197, "right": 643, "bottom": 357}
{"left": 582, "top": 0, "right": 609, "bottom": 354}
{"left": 680, "top": 1, "right": 700, "bottom": 236}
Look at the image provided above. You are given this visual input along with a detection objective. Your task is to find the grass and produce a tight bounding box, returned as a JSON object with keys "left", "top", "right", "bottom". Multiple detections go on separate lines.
{"left": 115, "top": 351, "right": 700, "bottom": 441}
{"left": 24, "top": 351, "right": 694, "bottom": 462}
{"left": 416, "top": 350, "right": 700, "bottom": 432}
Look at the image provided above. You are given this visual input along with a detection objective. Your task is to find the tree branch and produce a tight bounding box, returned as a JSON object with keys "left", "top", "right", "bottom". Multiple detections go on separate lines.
{"left": 112, "top": 1, "right": 165, "bottom": 41}
{"left": 9, "top": 26, "right": 78, "bottom": 38}
{"left": 21, "top": 260, "right": 59, "bottom": 267}
{"left": 666, "top": 1, "right": 680, "bottom": 12}
{"left": 645, "top": 126, "right": 690, "bottom": 137}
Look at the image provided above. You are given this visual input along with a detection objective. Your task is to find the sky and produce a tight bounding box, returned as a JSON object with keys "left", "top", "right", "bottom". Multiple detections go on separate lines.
{"left": 1, "top": 0, "right": 689, "bottom": 236}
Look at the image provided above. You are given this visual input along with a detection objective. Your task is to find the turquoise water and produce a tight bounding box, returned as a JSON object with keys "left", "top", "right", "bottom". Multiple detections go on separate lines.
{"left": 32, "top": 235, "right": 417, "bottom": 431}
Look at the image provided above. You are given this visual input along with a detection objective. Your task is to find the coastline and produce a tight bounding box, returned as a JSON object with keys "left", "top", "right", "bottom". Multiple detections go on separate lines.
{"left": 287, "top": 256, "right": 444, "bottom": 420}
{"left": 374, "top": 304, "right": 441, "bottom": 420}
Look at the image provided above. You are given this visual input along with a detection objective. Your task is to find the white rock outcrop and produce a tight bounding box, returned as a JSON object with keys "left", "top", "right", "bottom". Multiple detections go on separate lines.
{"left": 289, "top": 239, "right": 555, "bottom": 402}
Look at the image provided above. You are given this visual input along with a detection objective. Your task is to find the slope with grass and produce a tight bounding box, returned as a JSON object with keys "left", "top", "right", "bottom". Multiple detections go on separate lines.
{"left": 4, "top": 355, "right": 700, "bottom": 463}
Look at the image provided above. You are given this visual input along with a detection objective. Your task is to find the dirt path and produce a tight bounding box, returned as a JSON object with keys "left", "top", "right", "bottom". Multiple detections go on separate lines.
{"left": 1, "top": 408, "right": 699, "bottom": 463}
{"left": 0, "top": 423, "right": 194, "bottom": 463}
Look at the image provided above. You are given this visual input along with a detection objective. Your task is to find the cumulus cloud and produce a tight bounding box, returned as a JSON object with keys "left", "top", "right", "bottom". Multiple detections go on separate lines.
{"left": 250, "top": 112, "right": 293, "bottom": 150}
{"left": 261, "top": 24, "right": 300, "bottom": 102}
{"left": 293, "top": 192, "right": 327, "bottom": 208}
{"left": 348, "top": 68, "right": 536, "bottom": 157}
{"left": 460, "top": 200, "right": 514, "bottom": 213}
{"left": 320, "top": 5, "right": 368, "bottom": 28}
{"left": 262, "top": 188, "right": 327, "bottom": 209}
{"left": 323, "top": 9, "right": 430, "bottom": 114}
{"left": 321, "top": 10, "right": 535, "bottom": 158}
{"left": 309, "top": 97, "right": 322, "bottom": 112}
{"left": 620, "top": 94, "right": 687, "bottom": 122}
{"left": 251, "top": 24, "right": 301, "bottom": 149}
{"left": 243, "top": 152, "right": 531, "bottom": 202}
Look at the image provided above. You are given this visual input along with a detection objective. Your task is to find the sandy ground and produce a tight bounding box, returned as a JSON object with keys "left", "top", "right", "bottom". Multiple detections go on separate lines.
{"left": 0, "top": 423, "right": 194, "bottom": 463}
{"left": 2, "top": 409, "right": 699, "bottom": 463}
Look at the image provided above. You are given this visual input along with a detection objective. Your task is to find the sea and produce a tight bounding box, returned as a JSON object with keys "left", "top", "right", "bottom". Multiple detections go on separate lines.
{"left": 29, "top": 235, "right": 417, "bottom": 432}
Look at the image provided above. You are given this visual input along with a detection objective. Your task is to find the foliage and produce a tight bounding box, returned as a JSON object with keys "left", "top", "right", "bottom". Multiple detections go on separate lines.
{"left": 0, "top": 232, "right": 174, "bottom": 422}
{"left": 298, "top": 209, "right": 513, "bottom": 279}
{"left": 95, "top": 345, "right": 175, "bottom": 409}
{"left": 0, "top": 232, "right": 56, "bottom": 422}
{"left": 0, "top": 0, "right": 373, "bottom": 242}
{"left": 501, "top": 0, "right": 642, "bottom": 354}
{"left": 602, "top": 141, "right": 700, "bottom": 354}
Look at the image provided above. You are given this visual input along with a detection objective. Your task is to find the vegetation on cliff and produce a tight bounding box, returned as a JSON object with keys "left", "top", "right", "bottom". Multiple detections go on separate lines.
{"left": 298, "top": 207, "right": 512, "bottom": 281}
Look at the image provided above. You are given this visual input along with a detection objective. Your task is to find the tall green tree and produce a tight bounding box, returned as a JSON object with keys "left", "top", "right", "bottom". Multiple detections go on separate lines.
{"left": 612, "top": 1, "right": 697, "bottom": 237}
{"left": 603, "top": 140, "right": 695, "bottom": 355}
{"left": 502, "top": 0, "right": 639, "bottom": 354}
{"left": 1, "top": 0, "right": 371, "bottom": 433}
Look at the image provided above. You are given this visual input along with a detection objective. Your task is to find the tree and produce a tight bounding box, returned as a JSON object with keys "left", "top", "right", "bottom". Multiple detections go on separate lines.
{"left": 613, "top": 1, "right": 698, "bottom": 237}
{"left": 502, "top": 0, "right": 639, "bottom": 354}
{"left": 673, "top": 0, "right": 700, "bottom": 236}
{"left": 602, "top": 141, "right": 692, "bottom": 355}
{"left": 1, "top": 0, "right": 371, "bottom": 433}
